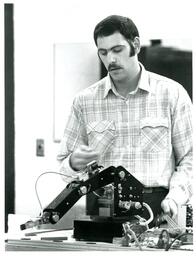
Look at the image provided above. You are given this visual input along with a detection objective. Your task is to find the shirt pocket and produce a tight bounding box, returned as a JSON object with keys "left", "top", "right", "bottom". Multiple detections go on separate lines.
{"left": 86, "top": 120, "right": 116, "bottom": 154}
{"left": 140, "top": 118, "right": 169, "bottom": 152}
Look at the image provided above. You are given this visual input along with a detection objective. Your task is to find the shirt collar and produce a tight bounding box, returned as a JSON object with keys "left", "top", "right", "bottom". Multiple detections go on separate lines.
{"left": 103, "top": 62, "right": 154, "bottom": 98}
{"left": 137, "top": 62, "right": 154, "bottom": 93}
{"left": 103, "top": 74, "right": 113, "bottom": 98}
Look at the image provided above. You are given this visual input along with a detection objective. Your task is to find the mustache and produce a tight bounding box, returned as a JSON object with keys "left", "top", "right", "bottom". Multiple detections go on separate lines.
{"left": 108, "top": 64, "right": 122, "bottom": 71}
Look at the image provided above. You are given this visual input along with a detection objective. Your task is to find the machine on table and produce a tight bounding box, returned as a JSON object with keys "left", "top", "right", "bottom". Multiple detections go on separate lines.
{"left": 20, "top": 164, "right": 150, "bottom": 242}
{"left": 20, "top": 163, "right": 193, "bottom": 249}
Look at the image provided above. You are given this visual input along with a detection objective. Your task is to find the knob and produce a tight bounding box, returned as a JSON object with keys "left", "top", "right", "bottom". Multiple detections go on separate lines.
{"left": 51, "top": 213, "right": 60, "bottom": 223}
{"left": 79, "top": 186, "right": 88, "bottom": 195}
{"left": 134, "top": 202, "right": 142, "bottom": 209}
{"left": 118, "top": 171, "right": 125, "bottom": 180}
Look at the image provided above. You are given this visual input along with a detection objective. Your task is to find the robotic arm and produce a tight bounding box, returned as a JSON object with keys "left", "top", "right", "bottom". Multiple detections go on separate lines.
{"left": 20, "top": 165, "right": 144, "bottom": 230}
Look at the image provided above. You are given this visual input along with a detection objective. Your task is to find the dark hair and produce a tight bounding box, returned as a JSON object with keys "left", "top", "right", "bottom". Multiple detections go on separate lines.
{"left": 93, "top": 15, "right": 139, "bottom": 46}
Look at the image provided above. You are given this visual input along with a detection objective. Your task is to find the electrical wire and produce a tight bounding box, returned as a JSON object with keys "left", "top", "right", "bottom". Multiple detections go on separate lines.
{"left": 165, "top": 231, "right": 193, "bottom": 251}
{"left": 142, "top": 202, "right": 154, "bottom": 226}
{"left": 35, "top": 171, "right": 75, "bottom": 213}
{"left": 134, "top": 202, "right": 154, "bottom": 229}
{"left": 92, "top": 191, "right": 102, "bottom": 197}
{"left": 121, "top": 203, "right": 154, "bottom": 250}
{"left": 122, "top": 223, "right": 142, "bottom": 250}
{"left": 35, "top": 159, "right": 101, "bottom": 213}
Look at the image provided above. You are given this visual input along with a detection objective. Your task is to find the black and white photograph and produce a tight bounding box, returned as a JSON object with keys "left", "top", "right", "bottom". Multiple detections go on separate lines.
{"left": 1, "top": 0, "right": 195, "bottom": 254}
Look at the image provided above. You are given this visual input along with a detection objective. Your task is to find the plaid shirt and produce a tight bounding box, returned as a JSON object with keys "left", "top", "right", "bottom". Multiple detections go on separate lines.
{"left": 57, "top": 63, "right": 192, "bottom": 205}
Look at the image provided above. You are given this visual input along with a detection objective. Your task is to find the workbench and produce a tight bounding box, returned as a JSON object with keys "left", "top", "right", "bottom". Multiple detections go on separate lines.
{"left": 5, "top": 228, "right": 194, "bottom": 251}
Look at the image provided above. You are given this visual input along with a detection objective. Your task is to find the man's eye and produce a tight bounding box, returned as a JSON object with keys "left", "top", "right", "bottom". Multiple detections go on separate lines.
{"left": 113, "top": 47, "right": 123, "bottom": 53}
{"left": 98, "top": 50, "right": 107, "bottom": 56}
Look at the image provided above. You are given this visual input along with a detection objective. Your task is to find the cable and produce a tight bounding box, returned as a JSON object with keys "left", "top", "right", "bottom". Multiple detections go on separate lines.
{"left": 35, "top": 160, "right": 102, "bottom": 213}
{"left": 35, "top": 171, "right": 75, "bottom": 213}
{"left": 134, "top": 202, "right": 154, "bottom": 229}
{"left": 122, "top": 223, "right": 142, "bottom": 250}
{"left": 92, "top": 191, "right": 102, "bottom": 197}
{"left": 165, "top": 231, "right": 193, "bottom": 251}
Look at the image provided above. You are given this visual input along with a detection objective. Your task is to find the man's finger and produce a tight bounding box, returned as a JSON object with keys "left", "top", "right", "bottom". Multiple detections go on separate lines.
{"left": 161, "top": 199, "right": 171, "bottom": 215}
{"left": 161, "top": 199, "right": 178, "bottom": 220}
{"left": 168, "top": 200, "right": 178, "bottom": 220}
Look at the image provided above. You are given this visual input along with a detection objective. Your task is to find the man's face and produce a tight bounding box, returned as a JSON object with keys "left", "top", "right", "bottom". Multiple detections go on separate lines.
{"left": 97, "top": 32, "right": 137, "bottom": 82}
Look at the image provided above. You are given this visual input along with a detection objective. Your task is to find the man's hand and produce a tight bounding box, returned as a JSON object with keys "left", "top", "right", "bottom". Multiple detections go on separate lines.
{"left": 70, "top": 145, "right": 100, "bottom": 172}
{"left": 161, "top": 198, "right": 178, "bottom": 220}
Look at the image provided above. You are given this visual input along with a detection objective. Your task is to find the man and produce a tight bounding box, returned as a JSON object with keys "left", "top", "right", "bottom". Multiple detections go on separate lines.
{"left": 57, "top": 15, "right": 192, "bottom": 225}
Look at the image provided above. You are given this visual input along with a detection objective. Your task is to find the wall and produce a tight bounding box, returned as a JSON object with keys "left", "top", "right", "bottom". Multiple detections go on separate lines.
{"left": 13, "top": 0, "right": 194, "bottom": 217}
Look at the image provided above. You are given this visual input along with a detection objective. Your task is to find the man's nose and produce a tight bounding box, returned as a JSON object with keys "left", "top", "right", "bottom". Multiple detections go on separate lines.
{"left": 107, "top": 52, "right": 116, "bottom": 64}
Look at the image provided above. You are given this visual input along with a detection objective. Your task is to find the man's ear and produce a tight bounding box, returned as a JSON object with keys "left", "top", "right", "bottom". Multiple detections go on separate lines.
{"left": 133, "top": 37, "right": 141, "bottom": 54}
